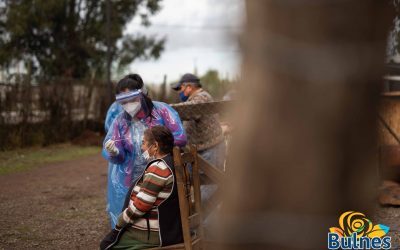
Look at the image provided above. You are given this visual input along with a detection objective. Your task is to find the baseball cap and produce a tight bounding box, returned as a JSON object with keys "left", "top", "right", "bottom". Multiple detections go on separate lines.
{"left": 171, "top": 73, "right": 201, "bottom": 91}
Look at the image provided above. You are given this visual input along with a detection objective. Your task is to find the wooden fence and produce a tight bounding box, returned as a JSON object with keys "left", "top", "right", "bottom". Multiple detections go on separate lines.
{"left": 0, "top": 79, "right": 110, "bottom": 149}
{"left": 0, "top": 77, "right": 231, "bottom": 150}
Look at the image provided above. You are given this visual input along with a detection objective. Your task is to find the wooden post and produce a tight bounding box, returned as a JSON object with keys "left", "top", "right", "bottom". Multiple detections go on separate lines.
{"left": 219, "top": 1, "right": 393, "bottom": 249}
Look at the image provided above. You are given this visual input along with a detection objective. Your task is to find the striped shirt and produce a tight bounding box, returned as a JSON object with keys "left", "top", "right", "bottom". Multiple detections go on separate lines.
{"left": 117, "top": 160, "right": 174, "bottom": 234}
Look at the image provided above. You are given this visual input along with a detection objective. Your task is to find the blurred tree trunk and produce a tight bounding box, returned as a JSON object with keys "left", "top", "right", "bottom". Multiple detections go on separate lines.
{"left": 220, "top": 1, "right": 393, "bottom": 249}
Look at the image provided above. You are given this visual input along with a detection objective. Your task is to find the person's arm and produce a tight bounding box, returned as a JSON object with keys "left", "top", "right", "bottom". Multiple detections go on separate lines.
{"left": 102, "top": 116, "right": 126, "bottom": 164}
{"left": 173, "top": 93, "right": 207, "bottom": 106}
{"left": 159, "top": 103, "right": 187, "bottom": 147}
{"left": 116, "top": 163, "right": 173, "bottom": 228}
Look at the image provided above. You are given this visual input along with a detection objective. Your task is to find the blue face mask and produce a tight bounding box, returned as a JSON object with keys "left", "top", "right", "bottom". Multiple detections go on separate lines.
{"left": 179, "top": 91, "right": 189, "bottom": 102}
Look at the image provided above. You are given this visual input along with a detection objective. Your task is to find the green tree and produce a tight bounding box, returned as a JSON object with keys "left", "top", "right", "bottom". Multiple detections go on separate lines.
{"left": 0, "top": 0, "right": 164, "bottom": 80}
{"left": 200, "top": 69, "right": 232, "bottom": 99}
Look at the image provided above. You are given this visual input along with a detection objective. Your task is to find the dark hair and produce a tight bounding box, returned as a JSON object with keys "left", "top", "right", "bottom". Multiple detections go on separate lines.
{"left": 144, "top": 126, "right": 174, "bottom": 154}
{"left": 116, "top": 74, "right": 144, "bottom": 94}
{"left": 116, "top": 74, "right": 154, "bottom": 118}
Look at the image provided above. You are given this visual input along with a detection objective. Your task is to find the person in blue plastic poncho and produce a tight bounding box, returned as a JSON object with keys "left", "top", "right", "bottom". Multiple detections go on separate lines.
{"left": 104, "top": 99, "right": 123, "bottom": 229}
{"left": 103, "top": 74, "right": 187, "bottom": 229}
{"left": 104, "top": 85, "right": 149, "bottom": 132}
{"left": 105, "top": 101, "right": 123, "bottom": 133}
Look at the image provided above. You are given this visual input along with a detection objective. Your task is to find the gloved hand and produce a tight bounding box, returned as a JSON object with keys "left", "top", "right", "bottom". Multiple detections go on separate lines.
{"left": 105, "top": 139, "right": 119, "bottom": 156}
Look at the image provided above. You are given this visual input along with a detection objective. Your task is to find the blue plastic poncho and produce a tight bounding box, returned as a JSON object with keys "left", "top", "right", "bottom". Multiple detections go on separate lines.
{"left": 102, "top": 101, "right": 186, "bottom": 228}
{"left": 104, "top": 101, "right": 123, "bottom": 228}
{"left": 105, "top": 101, "right": 123, "bottom": 132}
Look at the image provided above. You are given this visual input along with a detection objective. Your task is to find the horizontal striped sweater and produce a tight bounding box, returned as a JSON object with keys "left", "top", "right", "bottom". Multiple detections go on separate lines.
{"left": 116, "top": 159, "right": 174, "bottom": 243}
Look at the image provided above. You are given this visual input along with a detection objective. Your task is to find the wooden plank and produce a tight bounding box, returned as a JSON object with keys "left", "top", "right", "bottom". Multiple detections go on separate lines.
{"left": 173, "top": 147, "right": 192, "bottom": 250}
{"left": 379, "top": 114, "right": 400, "bottom": 145}
{"left": 170, "top": 100, "right": 233, "bottom": 120}
{"left": 189, "top": 213, "right": 200, "bottom": 228}
{"left": 181, "top": 152, "right": 195, "bottom": 163}
{"left": 197, "top": 155, "right": 224, "bottom": 184}
{"left": 379, "top": 98, "right": 400, "bottom": 145}
{"left": 191, "top": 237, "right": 202, "bottom": 250}
{"left": 381, "top": 91, "right": 400, "bottom": 97}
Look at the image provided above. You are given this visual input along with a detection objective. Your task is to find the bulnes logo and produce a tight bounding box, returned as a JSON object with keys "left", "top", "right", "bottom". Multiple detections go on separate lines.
{"left": 328, "top": 211, "right": 391, "bottom": 249}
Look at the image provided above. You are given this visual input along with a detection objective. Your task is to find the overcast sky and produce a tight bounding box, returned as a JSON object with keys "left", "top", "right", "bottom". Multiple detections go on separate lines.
{"left": 123, "top": 0, "right": 245, "bottom": 84}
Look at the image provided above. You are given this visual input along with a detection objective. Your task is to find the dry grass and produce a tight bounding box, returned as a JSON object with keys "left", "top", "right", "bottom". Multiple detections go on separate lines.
{"left": 0, "top": 143, "right": 100, "bottom": 175}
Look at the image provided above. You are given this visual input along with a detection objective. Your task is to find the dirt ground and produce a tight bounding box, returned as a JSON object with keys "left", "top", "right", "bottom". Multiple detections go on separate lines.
{"left": 0, "top": 153, "right": 399, "bottom": 249}
{"left": 0, "top": 154, "right": 109, "bottom": 250}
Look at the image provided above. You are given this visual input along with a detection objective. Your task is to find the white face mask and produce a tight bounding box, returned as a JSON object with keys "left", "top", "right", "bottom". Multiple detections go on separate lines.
{"left": 142, "top": 144, "right": 155, "bottom": 162}
{"left": 122, "top": 102, "right": 141, "bottom": 117}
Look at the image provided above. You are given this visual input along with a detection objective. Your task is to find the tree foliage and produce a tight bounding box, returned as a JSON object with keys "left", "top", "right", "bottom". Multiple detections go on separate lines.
{"left": 200, "top": 69, "right": 233, "bottom": 99}
{"left": 0, "top": 0, "right": 164, "bottom": 80}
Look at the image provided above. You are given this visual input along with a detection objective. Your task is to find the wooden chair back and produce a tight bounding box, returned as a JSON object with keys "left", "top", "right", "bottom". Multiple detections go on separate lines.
{"left": 173, "top": 145, "right": 203, "bottom": 250}
{"left": 149, "top": 145, "right": 203, "bottom": 250}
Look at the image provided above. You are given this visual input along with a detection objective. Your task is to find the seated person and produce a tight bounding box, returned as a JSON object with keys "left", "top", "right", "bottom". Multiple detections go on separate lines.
{"left": 101, "top": 126, "right": 183, "bottom": 250}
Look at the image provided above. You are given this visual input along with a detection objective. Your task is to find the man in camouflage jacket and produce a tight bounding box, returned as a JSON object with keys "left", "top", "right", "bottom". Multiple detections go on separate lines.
{"left": 172, "top": 73, "right": 225, "bottom": 170}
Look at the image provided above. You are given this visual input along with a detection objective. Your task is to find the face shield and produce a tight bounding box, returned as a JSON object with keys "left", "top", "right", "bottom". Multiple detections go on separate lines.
{"left": 116, "top": 90, "right": 142, "bottom": 117}
{"left": 115, "top": 89, "right": 152, "bottom": 118}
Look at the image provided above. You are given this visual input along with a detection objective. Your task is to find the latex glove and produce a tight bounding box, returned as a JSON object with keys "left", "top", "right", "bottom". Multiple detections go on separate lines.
{"left": 105, "top": 139, "right": 119, "bottom": 156}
